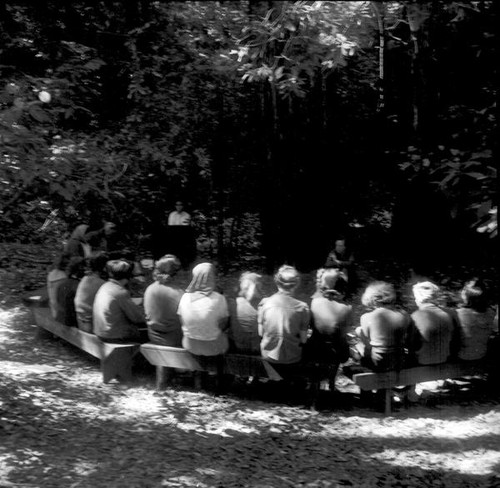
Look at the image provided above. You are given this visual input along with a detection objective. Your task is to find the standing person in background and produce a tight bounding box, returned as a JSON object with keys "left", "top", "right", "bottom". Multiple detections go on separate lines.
{"left": 74, "top": 252, "right": 108, "bottom": 333}
{"left": 55, "top": 257, "right": 86, "bottom": 327}
{"left": 168, "top": 201, "right": 191, "bottom": 226}
{"left": 64, "top": 224, "right": 91, "bottom": 258}
{"left": 258, "top": 265, "right": 310, "bottom": 377}
{"left": 166, "top": 201, "right": 196, "bottom": 265}
{"left": 144, "top": 255, "right": 184, "bottom": 346}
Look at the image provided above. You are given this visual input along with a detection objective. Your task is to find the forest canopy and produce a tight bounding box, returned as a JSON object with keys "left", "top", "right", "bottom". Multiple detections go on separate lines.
{"left": 0, "top": 1, "right": 497, "bottom": 269}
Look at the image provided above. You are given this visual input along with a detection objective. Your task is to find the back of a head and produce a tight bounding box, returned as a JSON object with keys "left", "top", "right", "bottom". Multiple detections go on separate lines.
{"left": 186, "top": 262, "right": 216, "bottom": 294}
{"left": 88, "top": 251, "right": 109, "bottom": 274}
{"left": 275, "top": 265, "right": 300, "bottom": 292}
{"left": 318, "top": 268, "right": 345, "bottom": 299}
{"left": 362, "top": 281, "right": 396, "bottom": 309}
{"left": 413, "top": 281, "right": 440, "bottom": 305}
{"left": 461, "top": 278, "right": 488, "bottom": 313}
{"left": 107, "top": 260, "right": 134, "bottom": 281}
{"left": 154, "top": 254, "right": 181, "bottom": 284}
{"left": 239, "top": 272, "right": 263, "bottom": 301}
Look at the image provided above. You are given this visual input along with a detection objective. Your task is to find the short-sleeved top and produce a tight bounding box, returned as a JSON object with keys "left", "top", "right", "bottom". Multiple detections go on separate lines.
{"left": 228, "top": 297, "right": 261, "bottom": 354}
{"left": 356, "top": 307, "right": 409, "bottom": 353}
{"left": 411, "top": 303, "right": 456, "bottom": 365}
{"left": 144, "top": 281, "right": 184, "bottom": 335}
{"left": 258, "top": 292, "right": 310, "bottom": 364}
{"left": 55, "top": 278, "right": 80, "bottom": 328}
{"left": 168, "top": 211, "right": 191, "bottom": 226}
{"left": 310, "top": 295, "right": 352, "bottom": 336}
{"left": 74, "top": 274, "right": 105, "bottom": 331}
{"left": 178, "top": 291, "right": 228, "bottom": 341}
{"left": 93, "top": 280, "right": 145, "bottom": 340}
{"left": 456, "top": 307, "right": 494, "bottom": 361}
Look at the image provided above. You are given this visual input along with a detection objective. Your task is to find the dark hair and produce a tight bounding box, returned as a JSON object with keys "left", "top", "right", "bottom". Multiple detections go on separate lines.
{"left": 53, "top": 252, "right": 71, "bottom": 271}
{"left": 65, "top": 257, "right": 86, "bottom": 279}
{"left": 107, "top": 260, "right": 134, "bottom": 281}
{"left": 461, "top": 279, "right": 488, "bottom": 313}
{"left": 88, "top": 251, "right": 109, "bottom": 274}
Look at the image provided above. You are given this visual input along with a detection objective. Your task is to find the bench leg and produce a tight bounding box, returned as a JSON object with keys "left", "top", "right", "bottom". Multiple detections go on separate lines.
{"left": 156, "top": 366, "right": 173, "bottom": 390}
{"left": 102, "top": 349, "right": 134, "bottom": 383}
{"left": 384, "top": 389, "right": 391, "bottom": 416}
{"left": 194, "top": 371, "right": 203, "bottom": 390}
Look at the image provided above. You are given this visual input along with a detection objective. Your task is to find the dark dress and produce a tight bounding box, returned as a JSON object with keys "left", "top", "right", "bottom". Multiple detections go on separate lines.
{"left": 55, "top": 277, "right": 80, "bottom": 328}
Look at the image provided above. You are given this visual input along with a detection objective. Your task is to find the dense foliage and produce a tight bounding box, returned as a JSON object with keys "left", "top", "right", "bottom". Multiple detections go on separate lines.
{"left": 0, "top": 1, "right": 496, "bottom": 269}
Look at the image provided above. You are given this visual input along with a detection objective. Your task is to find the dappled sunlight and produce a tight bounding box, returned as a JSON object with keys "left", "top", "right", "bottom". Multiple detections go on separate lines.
{"left": 372, "top": 448, "right": 500, "bottom": 476}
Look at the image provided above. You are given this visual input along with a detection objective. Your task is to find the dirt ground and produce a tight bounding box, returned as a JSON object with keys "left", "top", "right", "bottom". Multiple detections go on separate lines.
{"left": 1, "top": 244, "right": 499, "bottom": 487}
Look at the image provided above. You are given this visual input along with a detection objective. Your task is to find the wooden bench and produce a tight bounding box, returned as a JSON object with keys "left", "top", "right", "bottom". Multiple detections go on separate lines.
{"left": 140, "top": 343, "right": 326, "bottom": 406}
{"left": 345, "top": 361, "right": 486, "bottom": 415}
{"left": 25, "top": 295, "right": 139, "bottom": 383}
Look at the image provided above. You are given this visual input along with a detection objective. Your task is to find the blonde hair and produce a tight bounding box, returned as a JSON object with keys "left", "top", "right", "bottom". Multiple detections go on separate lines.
{"left": 361, "top": 281, "right": 396, "bottom": 308}
{"left": 412, "top": 281, "right": 440, "bottom": 304}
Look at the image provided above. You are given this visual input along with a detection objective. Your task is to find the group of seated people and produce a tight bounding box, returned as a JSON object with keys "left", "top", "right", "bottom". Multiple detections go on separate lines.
{"left": 46, "top": 245, "right": 499, "bottom": 391}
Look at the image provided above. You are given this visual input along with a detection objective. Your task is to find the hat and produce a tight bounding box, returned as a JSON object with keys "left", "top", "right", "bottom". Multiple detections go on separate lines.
{"left": 275, "top": 265, "right": 300, "bottom": 290}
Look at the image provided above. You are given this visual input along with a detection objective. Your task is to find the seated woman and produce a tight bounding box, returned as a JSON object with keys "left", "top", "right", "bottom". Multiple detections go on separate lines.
{"left": 324, "top": 237, "right": 355, "bottom": 294}
{"left": 74, "top": 252, "right": 108, "bottom": 333}
{"left": 258, "top": 265, "right": 310, "bottom": 377}
{"left": 411, "top": 281, "right": 458, "bottom": 365}
{"left": 177, "top": 262, "right": 229, "bottom": 356}
{"left": 355, "top": 281, "right": 410, "bottom": 372}
{"left": 228, "top": 272, "right": 264, "bottom": 355}
{"left": 307, "top": 268, "right": 351, "bottom": 390}
{"left": 144, "top": 255, "right": 184, "bottom": 346}
{"left": 47, "top": 253, "right": 71, "bottom": 318}
{"left": 93, "top": 260, "right": 146, "bottom": 343}
{"left": 55, "top": 257, "right": 86, "bottom": 327}
{"left": 456, "top": 278, "right": 495, "bottom": 361}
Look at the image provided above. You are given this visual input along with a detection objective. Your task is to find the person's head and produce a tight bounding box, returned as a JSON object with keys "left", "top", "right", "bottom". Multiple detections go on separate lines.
{"left": 274, "top": 265, "right": 300, "bottom": 293}
{"left": 88, "top": 251, "right": 108, "bottom": 276}
{"left": 70, "top": 224, "right": 89, "bottom": 242}
{"left": 103, "top": 221, "right": 116, "bottom": 237}
{"left": 106, "top": 260, "right": 134, "bottom": 282}
{"left": 460, "top": 279, "right": 488, "bottom": 313}
{"left": 412, "top": 281, "right": 440, "bottom": 306}
{"left": 65, "top": 256, "right": 86, "bottom": 279}
{"left": 239, "top": 272, "right": 264, "bottom": 302}
{"left": 186, "top": 262, "right": 216, "bottom": 294}
{"left": 334, "top": 238, "right": 346, "bottom": 254}
{"left": 153, "top": 254, "right": 182, "bottom": 285}
{"left": 362, "top": 281, "right": 396, "bottom": 309}
{"left": 175, "top": 201, "right": 184, "bottom": 212}
{"left": 317, "top": 268, "right": 346, "bottom": 300}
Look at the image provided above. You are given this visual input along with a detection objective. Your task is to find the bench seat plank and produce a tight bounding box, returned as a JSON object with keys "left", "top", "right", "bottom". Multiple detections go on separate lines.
{"left": 31, "top": 307, "right": 138, "bottom": 383}
{"left": 351, "top": 361, "right": 485, "bottom": 391}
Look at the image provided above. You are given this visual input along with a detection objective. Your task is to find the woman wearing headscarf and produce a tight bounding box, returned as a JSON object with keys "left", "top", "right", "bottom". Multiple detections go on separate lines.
{"left": 228, "top": 272, "right": 264, "bottom": 354}
{"left": 177, "top": 262, "right": 229, "bottom": 356}
{"left": 144, "top": 255, "right": 184, "bottom": 346}
{"left": 64, "top": 224, "right": 91, "bottom": 258}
